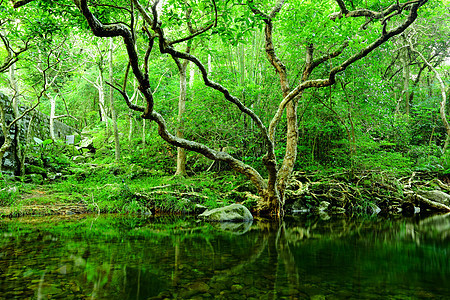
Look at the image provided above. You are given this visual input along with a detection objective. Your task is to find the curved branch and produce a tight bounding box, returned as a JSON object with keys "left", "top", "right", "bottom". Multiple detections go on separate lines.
{"left": 149, "top": 110, "right": 267, "bottom": 193}
{"left": 169, "top": 22, "right": 214, "bottom": 46}
{"left": 164, "top": 46, "right": 270, "bottom": 144}
{"left": 75, "top": 0, "right": 154, "bottom": 117}
{"left": 13, "top": 0, "right": 33, "bottom": 8}
{"left": 330, "top": 0, "right": 424, "bottom": 23}
{"left": 105, "top": 81, "right": 145, "bottom": 112}
{"left": 169, "top": 0, "right": 218, "bottom": 46}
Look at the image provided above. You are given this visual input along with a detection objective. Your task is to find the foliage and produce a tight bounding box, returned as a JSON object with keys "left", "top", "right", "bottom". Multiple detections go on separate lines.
{"left": 0, "top": 0, "right": 449, "bottom": 216}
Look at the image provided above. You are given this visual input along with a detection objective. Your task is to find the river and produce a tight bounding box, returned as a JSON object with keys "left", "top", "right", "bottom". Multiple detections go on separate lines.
{"left": 0, "top": 213, "right": 448, "bottom": 299}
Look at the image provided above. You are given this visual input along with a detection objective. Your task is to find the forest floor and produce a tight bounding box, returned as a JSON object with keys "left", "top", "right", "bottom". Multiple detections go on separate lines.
{"left": 1, "top": 164, "right": 450, "bottom": 218}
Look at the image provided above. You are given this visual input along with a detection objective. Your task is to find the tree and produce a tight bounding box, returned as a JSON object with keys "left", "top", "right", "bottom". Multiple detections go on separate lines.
{"left": 14, "top": 0, "right": 432, "bottom": 217}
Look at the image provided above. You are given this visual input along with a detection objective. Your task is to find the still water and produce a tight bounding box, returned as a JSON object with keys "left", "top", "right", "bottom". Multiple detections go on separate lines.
{"left": 0, "top": 213, "right": 448, "bottom": 299}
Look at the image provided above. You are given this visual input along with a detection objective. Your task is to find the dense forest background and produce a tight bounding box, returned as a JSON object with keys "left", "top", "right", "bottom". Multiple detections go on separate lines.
{"left": 0, "top": 0, "right": 449, "bottom": 216}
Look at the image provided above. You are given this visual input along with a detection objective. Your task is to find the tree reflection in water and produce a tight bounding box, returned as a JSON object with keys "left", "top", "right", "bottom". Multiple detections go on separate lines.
{"left": 0, "top": 213, "right": 448, "bottom": 299}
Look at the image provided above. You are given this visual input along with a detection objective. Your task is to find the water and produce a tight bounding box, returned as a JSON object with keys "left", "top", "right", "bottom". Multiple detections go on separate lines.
{"left": 0, "top": 213, "right": 448, "bottom": 299}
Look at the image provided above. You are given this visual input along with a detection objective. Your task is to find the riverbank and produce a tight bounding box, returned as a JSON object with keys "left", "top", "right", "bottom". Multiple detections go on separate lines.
{"left": 1, "top": 163, "right": 449, "bottom": 218}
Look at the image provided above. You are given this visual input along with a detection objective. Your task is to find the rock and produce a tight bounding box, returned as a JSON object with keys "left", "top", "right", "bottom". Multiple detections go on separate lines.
{"left": 188, "top": 282, "right": 210, "bottom": 293}
{"left": 368, "top": 203, "right": 381, "bottom": 215}
{"left": 72, "top": 156, "right": 86, "bottom": 164}
{"left": 1, "top": 186, "right": 17, "bottom": 194}
{"left": 198, "top": 204, "right": 253, "bottom": 222}
{"left": 25, "top": 164, "right": 47, "bottom": 176}
{"left": 77, "top": 137, "right": 95, "bottom": 153}
{"left": 417, "top": 190, "right": 450, "bottom": 206}
{"left": 3, "top": 158, "right": 14, "bottom": 167}
{"left": 25, "top": 174, "right": 44, "bottom": 184}
{"left": 79, "top": 137, "right": 94, "bottom": 149}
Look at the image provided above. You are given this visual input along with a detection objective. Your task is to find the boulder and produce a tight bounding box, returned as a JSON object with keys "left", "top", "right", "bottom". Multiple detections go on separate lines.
{"left": 198, "top": 204, "right": 253, "bottom": 222}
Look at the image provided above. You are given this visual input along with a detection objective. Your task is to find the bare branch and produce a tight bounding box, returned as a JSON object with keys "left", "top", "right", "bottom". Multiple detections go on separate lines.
{"left": 105, "top": 81, "right": 145, "bottom": 112}
{"left": 12, "top": 0, "right": 34, "bottom": 8}
{"left": 169, "top": 0, "right": 218, "bottom": 46}
{"left": 330, "top": 0, "right": 424, "bottom": 23}
{"left": 9, "top": 100, "right": 39, "bottom": 128}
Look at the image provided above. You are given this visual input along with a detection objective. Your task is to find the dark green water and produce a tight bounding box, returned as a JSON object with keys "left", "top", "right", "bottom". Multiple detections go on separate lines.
{"left": 0, "top": 213, "right": 448, "bottom": 299}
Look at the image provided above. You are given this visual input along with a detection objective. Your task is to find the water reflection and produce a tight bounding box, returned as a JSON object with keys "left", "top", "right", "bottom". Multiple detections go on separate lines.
{"left": 0, "top": 213, "right": 448, "bottom": 299}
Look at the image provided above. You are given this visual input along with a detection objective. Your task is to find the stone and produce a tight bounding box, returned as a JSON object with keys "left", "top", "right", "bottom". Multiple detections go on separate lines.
{"left": 72, "top": 156, "right": 86, "bottom": 164}
{"left": 368, "top": 203, "right": 381, "bottom": 215}
{"left": 3, "top": 158, "right": 14, "bottom": 167}
{"left": 25, "top": 174, "right": 44, "bottom": 184}
{"left": 25, "top": 164, "right": 47, "bottom": 176}
{"left": 198, "top": 204, "right": 253, "bottom": 222}
{"left": 79, "top": 137, "right": 94, "bottom": 149}
{"left": 188, "top": 282, "right": 210, "bottom": 293}
{"left": 418, "top": 190, "right": 450, "bottom": 206}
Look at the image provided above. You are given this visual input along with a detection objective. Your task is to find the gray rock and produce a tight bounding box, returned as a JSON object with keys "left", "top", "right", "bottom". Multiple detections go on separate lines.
{"left": 79, "top": 137, "right": 94, "bottom": 149}
{"left": 198, "top": 204, "right": 253, "bottom": 222}
{"left": 3, "top": 158, "right": 13, "bottom": 167}
{"left": 418, "top": 190, "right": 450, "bottom": 206}
{"left": 368, "top": 202, "right": 381, "bottom": 215}
{"left": 72, "top": 156, "right": 86, "bottom": 164}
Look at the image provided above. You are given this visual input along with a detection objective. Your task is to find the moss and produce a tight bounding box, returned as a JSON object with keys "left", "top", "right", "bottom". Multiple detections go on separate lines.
{"left": 25, "top": 165, "right": 47, "bottom": 176}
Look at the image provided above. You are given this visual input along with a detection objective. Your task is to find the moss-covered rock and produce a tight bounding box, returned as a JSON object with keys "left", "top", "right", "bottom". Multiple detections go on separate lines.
{"left": 198, "top": 204, "right": 253, "bottom": 222}
{"left": 25, "top": 164, "right": 47, "bottom": 177}
{"left": 24, "top": 173, "right": 44, "bottom": 184}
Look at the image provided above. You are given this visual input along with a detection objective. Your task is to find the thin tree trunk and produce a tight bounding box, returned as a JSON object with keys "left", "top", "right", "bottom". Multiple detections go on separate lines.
{"left": 9, "top": 63, "right": 23, "bottom": 175}
{"left": 109, "top": 37, "right": 121, "bottom": 162}
{"left": 0, "top": 102, "right": 11, "bottom": 173}
{"left": 409, "top": 40, "right": 449, "bottom": 154}
{"left": 175, "top": 60, "right": 188, "bottom": 176}
{"left": 49, "top": 94, "right": 57, "bottom": 141}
